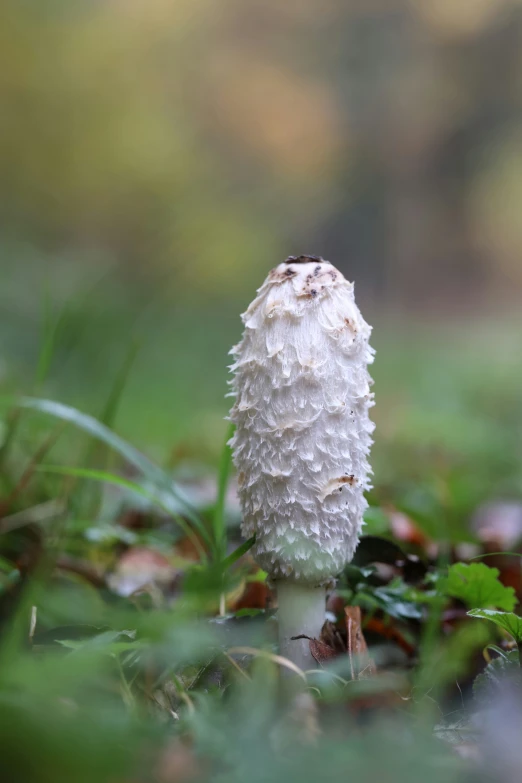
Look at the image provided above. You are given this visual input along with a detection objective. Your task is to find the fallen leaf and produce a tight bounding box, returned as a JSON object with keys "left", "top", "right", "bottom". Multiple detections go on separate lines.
{"left": 108, "top": 547, "right": 174, "bottom": 597}
{"left": 472, "top": 502, "right": 522, "bottom": 549}
{"left": 364, "top": 617, "right": 416, "bottom": 657}
{"left": 309, "top": 637, "right": 338, "bottom": 665}
{"left": 389, "top": 509, "right": 432, "bottom": 548}
{"left": 321, "top": 618, "right": 346, "bottom": 652}
{"left": 231, "top": 579, "right": 272, "bottom": 612}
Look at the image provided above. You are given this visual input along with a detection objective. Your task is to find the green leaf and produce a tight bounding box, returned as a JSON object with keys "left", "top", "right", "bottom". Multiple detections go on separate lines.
{"left": 468, "top": 608, "right": 522, "bottom": 643}
{"left": 356, "top": 579, "right": 428, "bottom": 621}
{"left": 371, "top": 584, "right": 425, "bottom": 620}
{"left": 440, "top": 562, "right": 517, "bottom": 611}
{"left": 473, "top": 650, "right": 521, "bottom": 704}
{"left": 233, "top": 608, "right": 265, "bottom": 618}
{"left": 56, "top": 629, "right": 144, "bottom": 655}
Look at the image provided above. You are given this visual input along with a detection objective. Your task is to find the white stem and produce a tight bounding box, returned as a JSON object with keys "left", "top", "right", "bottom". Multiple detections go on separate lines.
{"left": 276, "top": 581, "right": 326, "bottom": 672}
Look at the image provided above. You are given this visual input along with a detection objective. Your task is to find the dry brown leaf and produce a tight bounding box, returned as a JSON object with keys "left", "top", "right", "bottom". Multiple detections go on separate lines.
{"left": 108, "top": 547, "right": 174, "bottom": 597}
{"left": 230, "top": 578, "right": 273, "bottom": 612}
{"left": 364, "top": 617, "right": 416, "bottom": 658}
{"left": 309, "top": 637, "right": 338, "bottom": 665}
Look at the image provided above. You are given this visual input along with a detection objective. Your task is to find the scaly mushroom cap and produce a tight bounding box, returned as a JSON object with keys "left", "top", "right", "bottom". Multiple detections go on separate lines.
{"left": 229, "top": 256, "right": 375, "bottom": 584}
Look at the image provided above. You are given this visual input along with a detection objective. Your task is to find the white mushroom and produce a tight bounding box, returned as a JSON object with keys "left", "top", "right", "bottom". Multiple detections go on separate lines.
{"left": 229, "top": 255, "right": 375, "bottom": 669}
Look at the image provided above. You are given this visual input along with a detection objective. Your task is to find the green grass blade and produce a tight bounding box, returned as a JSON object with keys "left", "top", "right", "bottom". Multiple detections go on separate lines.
{"left": 0, "top": 424, "right": 65, "bottom": 516}
{"left": 212, "top": 422, "right": 235, "bottom": 560}
{"left": 0, "top": 292, "right": 68, "bottom": 470}
{"left": 37, "top": 465, "right": 208, "bottom": 562}
{"left": 35, "top": 291, "right": 66, "bottom": 389}
{"left": 99, "top": 341, "right": 140, "bottom": 429}
{"left": 80, "top": 341, "right": 140, "bottom": 515}
{"left": 0, "top": 408, "right": 22, "bottom": 473}
{"left": 18, "top": 397, "right": 213, "bottom": 552}
{"left": 221, "top": 536, "right": 256, "bottom": 572}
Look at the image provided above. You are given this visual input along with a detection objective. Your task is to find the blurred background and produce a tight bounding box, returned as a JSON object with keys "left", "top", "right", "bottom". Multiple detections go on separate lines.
{"left": 1, "top": 0, "right": 521, "bottom": 475}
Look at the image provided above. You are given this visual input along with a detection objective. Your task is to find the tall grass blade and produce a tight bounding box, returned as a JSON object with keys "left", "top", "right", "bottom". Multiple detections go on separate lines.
{"left": 0, "top": 424, "right": 65, "bottom": 517}
{"left": 17, "top": 397, "right": 213, "bottom": 553}
{"left": 99, "top": 341, "right": 140, "bottom": 430}
{"left": 80, "top": 342, "right": 140, "bottom": 515}
{"left": 221, "top": 536, "right": 256, "bottom": 571}
{"left": 35, "top": 289, "right": 68, "bottom": 390}
{"left": 0, "top": 291, "right": 67, "bottom": 471}
{"left": 212, "top": 422, "right": 235, "bottom": 561}
{"left": 38, "top": 465, "right": 208, "bottom": 561}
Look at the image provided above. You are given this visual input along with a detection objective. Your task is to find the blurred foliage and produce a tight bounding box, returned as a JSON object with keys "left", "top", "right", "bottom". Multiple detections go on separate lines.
{"left": 0, "top": 381, "right": 521, "bottom": 782}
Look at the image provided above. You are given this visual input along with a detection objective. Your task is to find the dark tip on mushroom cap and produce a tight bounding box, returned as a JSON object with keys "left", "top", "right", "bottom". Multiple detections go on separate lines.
{"left": 284, "top": 254, "right": 326, "bottom": 265}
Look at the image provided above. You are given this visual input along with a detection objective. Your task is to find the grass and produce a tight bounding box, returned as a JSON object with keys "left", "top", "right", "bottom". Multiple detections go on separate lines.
{"left": 0, "top": 295, "right": 521, "bottom": 782}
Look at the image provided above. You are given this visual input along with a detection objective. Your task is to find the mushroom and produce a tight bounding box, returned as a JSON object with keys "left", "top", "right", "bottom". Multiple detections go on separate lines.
{"left": 229, "top": 256, "right": 375, "bottom": 669}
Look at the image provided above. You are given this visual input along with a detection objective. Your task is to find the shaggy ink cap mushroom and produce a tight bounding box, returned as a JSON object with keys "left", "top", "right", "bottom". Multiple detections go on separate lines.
{"left": 229, "top": 257, "right": 375, "bottom": 587}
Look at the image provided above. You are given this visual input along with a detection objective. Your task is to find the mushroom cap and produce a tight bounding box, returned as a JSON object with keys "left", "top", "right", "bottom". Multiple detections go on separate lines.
{"left": 229, "top": 257, "right": 374, "bottom": 584}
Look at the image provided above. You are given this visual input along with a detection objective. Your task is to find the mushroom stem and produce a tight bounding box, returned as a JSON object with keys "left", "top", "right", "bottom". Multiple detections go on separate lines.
{"left": 276, "top": 581, "right": 326, "bottom": 671}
